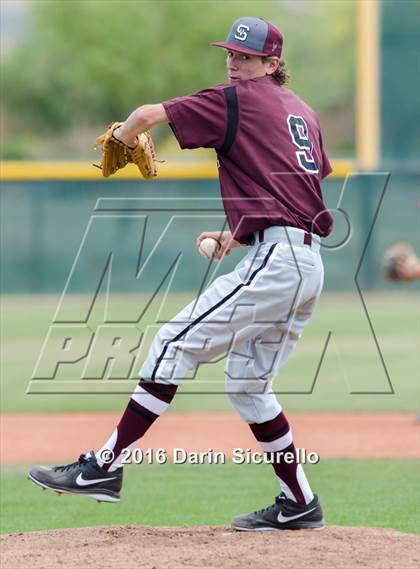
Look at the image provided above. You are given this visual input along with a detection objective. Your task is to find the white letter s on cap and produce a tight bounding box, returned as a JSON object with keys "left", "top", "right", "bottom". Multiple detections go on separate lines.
{"left": 234, "top": 24, "right": 250, "bottom": 41}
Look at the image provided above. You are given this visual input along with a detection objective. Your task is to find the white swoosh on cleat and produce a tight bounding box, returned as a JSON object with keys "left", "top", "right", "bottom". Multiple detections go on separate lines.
{"left": 277, "top": 507, "right": 317, "bottom": 523}
{"left": 76, "top": 474, "right": 117, "bottom": 486}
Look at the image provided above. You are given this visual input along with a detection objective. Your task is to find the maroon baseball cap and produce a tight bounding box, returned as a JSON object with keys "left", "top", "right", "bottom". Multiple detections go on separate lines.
{"left": 211, "top": 17, "right": 283, "bottom": 58}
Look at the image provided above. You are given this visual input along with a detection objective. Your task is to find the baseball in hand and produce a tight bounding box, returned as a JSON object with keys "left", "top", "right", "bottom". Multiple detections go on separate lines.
{"left": 198, "top": 237, "right": 220, "bottom": 260}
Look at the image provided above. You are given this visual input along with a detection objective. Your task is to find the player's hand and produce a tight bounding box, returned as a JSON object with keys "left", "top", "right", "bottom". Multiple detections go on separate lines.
{"left": 92, "top": 122, "right": 158, "bottom": 179}
{"left": 196, "top": 230, "right": 241, "bottom": 261}
{"left": 112, "top": 125, "right": 138, "bottom": 148}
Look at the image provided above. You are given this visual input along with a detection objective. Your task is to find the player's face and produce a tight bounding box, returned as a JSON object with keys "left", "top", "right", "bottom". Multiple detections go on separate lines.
{"left": 226, "top": 50, "right": 277, "bottom": 82}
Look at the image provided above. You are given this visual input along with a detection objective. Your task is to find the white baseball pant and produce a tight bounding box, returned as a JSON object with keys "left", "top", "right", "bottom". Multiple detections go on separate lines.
{"left": 139, "top": 226, "right": 324, "bottom": 424}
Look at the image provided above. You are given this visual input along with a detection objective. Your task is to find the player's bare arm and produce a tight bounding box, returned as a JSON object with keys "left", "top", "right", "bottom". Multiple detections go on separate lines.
{"left": 114, "top": 104, "right": 169, "bottom": 147}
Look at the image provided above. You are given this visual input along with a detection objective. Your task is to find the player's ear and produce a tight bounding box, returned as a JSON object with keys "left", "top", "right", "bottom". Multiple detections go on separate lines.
{"left": 268, "top": 57, "right": 280, "bottom": 75}
{"left": 263, "top": 56, "right": 278, "bottom": 75}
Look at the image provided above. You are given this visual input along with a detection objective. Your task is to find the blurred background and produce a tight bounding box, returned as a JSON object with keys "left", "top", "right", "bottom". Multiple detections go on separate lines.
{"left": 1, "top": 0, "right": 357, "bottom": 159}
{"left": 0, "top": 0, "right": 419, "bottom": 412}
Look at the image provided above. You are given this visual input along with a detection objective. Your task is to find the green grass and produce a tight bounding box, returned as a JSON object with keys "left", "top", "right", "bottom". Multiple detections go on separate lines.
{"left": 1, "top": 292, "right": 419, "bottom": 413}
{"left": 1, "top": 459, "right": 419, "bottom": 535}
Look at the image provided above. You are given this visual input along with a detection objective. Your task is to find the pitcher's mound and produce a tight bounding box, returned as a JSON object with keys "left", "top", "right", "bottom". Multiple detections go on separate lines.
{"left": 2, "top": 525, "right": 419, "bottom": 569}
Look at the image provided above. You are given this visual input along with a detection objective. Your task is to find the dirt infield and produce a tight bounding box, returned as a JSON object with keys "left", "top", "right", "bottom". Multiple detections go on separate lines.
{"left": 2, "top": 525, "right": 419, "bottom": 569}
{"left": 1, "top": 411, "right": 418, "bottom": 464}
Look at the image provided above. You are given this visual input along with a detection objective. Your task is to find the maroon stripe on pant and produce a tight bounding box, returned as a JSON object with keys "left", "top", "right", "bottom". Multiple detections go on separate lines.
{"left": 249, "top": 411, "right": 290, "bottom": 442}
{"left": 140, "top": 381, "right": 178, "bottom": 403}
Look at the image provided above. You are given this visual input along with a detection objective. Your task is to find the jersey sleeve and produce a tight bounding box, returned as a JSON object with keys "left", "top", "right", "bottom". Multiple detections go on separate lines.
{"left": 162, "top": 88, "right": 227, "bottom": 150}
{"left": 318, "top": 129, "right": 333, "bottom": 180}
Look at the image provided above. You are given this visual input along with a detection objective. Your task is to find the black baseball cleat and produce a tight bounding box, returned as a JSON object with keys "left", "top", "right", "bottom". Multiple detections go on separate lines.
{"left": 232, "top": 493, "right": 324, "bottom": 531}
{"left": 27, "top": 451, "right": 123, "bottom": 503}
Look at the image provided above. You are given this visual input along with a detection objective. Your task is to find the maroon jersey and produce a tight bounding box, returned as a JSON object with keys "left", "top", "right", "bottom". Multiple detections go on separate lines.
{"left": 163, "top": 75, "right": 333, "bottom": 243}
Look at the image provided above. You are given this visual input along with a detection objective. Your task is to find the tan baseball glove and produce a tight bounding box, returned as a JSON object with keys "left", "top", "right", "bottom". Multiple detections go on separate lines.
{"left": 383, "top": 242, "right": 419, "bottom": 282}
{"left": 92, "top": 122, "right": 158, "bottom": 179}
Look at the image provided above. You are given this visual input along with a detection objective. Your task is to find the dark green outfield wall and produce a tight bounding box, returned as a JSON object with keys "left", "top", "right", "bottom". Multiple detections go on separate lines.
{"left": 380, "top": 0, "right": 420, "bottom": 170}
{"left": 1, "top": 175, "right": 418, "bottom": 293}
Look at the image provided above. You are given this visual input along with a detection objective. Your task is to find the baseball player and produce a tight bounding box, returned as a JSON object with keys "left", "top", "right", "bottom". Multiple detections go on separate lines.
{"left": 29, "top": 17, "right": 333, "bottom": 532}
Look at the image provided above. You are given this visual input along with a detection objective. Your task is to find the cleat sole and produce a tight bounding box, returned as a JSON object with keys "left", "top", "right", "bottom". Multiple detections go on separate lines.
{"left": 27, "top": 473, "right": 120, "bottom": 503}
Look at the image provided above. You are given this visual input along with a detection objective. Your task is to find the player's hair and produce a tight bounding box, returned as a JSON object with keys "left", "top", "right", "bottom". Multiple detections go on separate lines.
{"left": 262, "top": 57, "right": 290, "bottom": 86}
